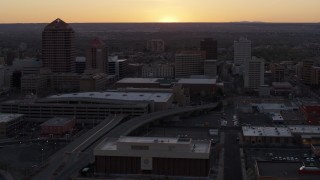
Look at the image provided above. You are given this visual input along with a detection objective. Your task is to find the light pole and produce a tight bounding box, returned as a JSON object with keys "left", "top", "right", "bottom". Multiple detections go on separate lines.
{"left": 41, "top": 148, "right": 44, "bottom": 166}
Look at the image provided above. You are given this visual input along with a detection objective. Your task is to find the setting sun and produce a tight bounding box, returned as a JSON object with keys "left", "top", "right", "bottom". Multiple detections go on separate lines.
{"left": 159, "top": 17, "right": 178, "bottom": 23}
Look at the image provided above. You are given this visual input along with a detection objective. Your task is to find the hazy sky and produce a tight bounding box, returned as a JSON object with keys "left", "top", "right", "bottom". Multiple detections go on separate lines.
{"left": 1, "top": 0, "right": 320, "bottom": 23}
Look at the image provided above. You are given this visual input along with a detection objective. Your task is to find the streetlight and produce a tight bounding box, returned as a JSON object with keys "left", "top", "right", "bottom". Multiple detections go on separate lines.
{"left": 41, "top": 148, "right": 44, "bottom": 166}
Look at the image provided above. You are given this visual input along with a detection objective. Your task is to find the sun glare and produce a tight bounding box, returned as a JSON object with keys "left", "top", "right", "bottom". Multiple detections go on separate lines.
{"left": 159, "top": 17, "right": 178, "bottom": 23}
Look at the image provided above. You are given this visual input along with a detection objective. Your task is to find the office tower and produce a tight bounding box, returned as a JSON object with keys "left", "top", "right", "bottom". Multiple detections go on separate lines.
{"left": 302, "top": 60, "right": 314, "bottom": 85}
{"left": 85, "top": 38, "right": 108, "bottom": 74}
{"left": 108, "top": 56, "right": 128, "bottom": 79}
{"left": 204, "top": 60, "right": 217, "bottom": 78}
{"left": 42, "top": 18, "right": 75, "bottom": 73}
{"left": 147, "top": 39, "right": 165, "bottom": 53}
{"left": 175, "top": 50, "right": 204, "bottom": 78}
{"left": 244, "top": 57, "right": 265, "bottom": 90}
{"left": 200, "top": 38, "right": 218, "bottom": 59}
{"left": 234, "top": 37, "right": 251, "bottom": 66}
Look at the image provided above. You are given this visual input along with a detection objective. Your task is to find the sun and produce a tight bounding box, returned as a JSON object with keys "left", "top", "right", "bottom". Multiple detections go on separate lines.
{"left": 159, "top": 17, "right": 178, "bottom": 23}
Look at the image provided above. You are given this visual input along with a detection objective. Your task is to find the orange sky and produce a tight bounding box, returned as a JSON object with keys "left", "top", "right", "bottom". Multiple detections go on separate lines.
{"left": 1, "top": 0, "right": 320, "bottom": 23}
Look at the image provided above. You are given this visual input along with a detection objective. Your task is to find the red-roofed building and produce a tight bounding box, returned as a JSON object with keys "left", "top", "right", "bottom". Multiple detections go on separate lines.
{"left": 300, "top": 105, "right": 320, "bottom": 125}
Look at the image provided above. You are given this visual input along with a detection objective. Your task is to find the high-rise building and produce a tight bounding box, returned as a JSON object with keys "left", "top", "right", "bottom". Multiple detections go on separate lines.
{"left": 302, "top": 60, "right": 314, "bottom": 85}
{"left": 234, "top": 37, "right": 251, "bottom": 66}
{"left": 244, "top": 57, "right": 265, "bottom": 90}
{"left": 85, "top": 38, "right": 108, "bottom": 74}
{"left": 42, "top": 18, "right": 75, "bottom": 73}
{"left": 200, "top": 38, "right": 218, "bottom": 59}
{"left": 175, "top": 50, "right": 204, "bottom": 78}
{"left": 147, "top": 39, "right": 165, "bottom": 53}
{"left": 108, "top": 56, "right": 128, "bottom": 79}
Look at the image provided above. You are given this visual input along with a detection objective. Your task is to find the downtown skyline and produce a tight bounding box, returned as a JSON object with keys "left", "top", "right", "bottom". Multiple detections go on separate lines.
{"left": 1, "top": 0, "right": 320, "bottom": 23}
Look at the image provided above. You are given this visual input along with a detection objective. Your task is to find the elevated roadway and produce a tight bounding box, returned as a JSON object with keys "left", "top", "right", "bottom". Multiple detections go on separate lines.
{"left": 32, "top": 114, "right": 127, "bottom": 180}
{"left": 32, "top": 103, "right": 220, "bottom": 180}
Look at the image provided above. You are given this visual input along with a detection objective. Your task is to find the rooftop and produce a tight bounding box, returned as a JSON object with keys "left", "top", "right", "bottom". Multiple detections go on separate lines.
{"left": 257, "top": 161, "right": 319, "bottom": 180}
{"left": 242, "top": 126, "right": 292, "bottom": 137}
{"left": 96, "top": 136, "right": 210, "bottom": 155}
{"left": 44, "top": 18, "right": 73, "bottom": 30}
{"left": 0, "top": 114, "right": 24, "bottom": 123}
{"left": 177, "top": 78, "right": 216, "bottom": 85}
{"left": 270, "top": 112, "right": 284, "bottom": 121}
{"left": 40, "top": 117, "right": 74, "bottom": 127}
{"left": 47, "top": 91, "right": 173, "bottom": 103}
{"left": 90, "top": 38, "right": 105, "bottom": 48}
{"left": 288, "top": 125, "right": 320, "bottom": 134}
{"left": 272, "top": 82, "right": 293, "bottom": 89}
{"left": 116, "top": 78, "right": 160, "bottom": 84}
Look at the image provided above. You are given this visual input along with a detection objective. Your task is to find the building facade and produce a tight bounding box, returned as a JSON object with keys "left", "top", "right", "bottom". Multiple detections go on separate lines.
{"left": 244, "top": 57, "right": 265, "bottom": 90}
{"left": 42, "top": 18, "right": 75, "bottom": 73}
{"left": 0, "top": 91, "right": 173, "bottom": 123}
{"left": 204, "top": 60, "right": 217, "bottom": 78}
{"left": 0, "top": 113, "right": 24, "bottom": 138}
{"left": 147, "top": 39, "right": 165, "bottom": 53}
{"left": 85, "top": 38, "right": 108, "bottom": 74}
{"left": 234, "top": 37, "right": 251, "bottom": 66}
{"left": 175, "top": 51, "right": 204, "bottom": 78}
{"left": 142, "top": 64, "right": 174, "bottom": 78}
{"left": 200, "top": 38, "right": 218, "bottom": 60}
{"left": 40, "top": 117, "right": 76, "bottom": 136}
{"left": 94, "top": 136, "right": 210, "bottom": 177}
{"left": 108, "top": 56, "right": 128, "bottom": 79}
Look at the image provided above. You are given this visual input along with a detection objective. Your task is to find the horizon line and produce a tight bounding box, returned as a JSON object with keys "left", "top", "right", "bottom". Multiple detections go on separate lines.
{"left": 0, "top": 21, "right": 320, "bottom": 25}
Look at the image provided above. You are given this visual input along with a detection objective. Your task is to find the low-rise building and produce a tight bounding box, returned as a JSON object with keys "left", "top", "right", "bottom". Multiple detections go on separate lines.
{"left": 40, "top": 117, "right": 75, "bottom": 136}
{"left": 94, "top": 136, "right": 210, "bottom": 177}
{"left": 255, "top": 161, "right": 319, "bottom": 180}
{"left": 116, "top": 78, "right": 161, "bottom": 88}
{"left": 300, "top": 105, "right": 320, "bottom": 125}
{"left": 0, "top": 113, "right": 24, "bottom": 138}
{"left": 177, "top": 78, "right": 217, "bottom": 97}
{"left": 242, "top": 126, "right": 293, "bottom": 146}
{"left": 243, "top": 125, "right": 320, "bottom": 146}
{"left": 80, "top": 73, "right": 107, "bottom": 92}
{"left": 271, "top": 82, "right": 293, "bottom": 96}
{"left": 0, "top": 91, "right": 173, "bottom": 123}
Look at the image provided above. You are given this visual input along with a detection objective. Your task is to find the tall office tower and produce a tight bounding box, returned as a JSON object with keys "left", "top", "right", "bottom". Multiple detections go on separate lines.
{"left": 244, "top": 57, "right": 265, "bottom": 90}
{"left": 200, "top": 38, "right": 218, "bottom": 59}
{"left": 270, "top": 63, "right": 285, "bottom": 82}
{"left": 85, "top": 38, "right": 108, "bottom": 74}
{"left": 175, "top": 50, "right": 204, "bottom": 78}
{"left": 302, "top": 60, "right": 314, "bottom": 85}
{"left": 42, "top": 18, "right": 75, "bottom": 73}
{"left": 234, "top": 37, "right": 251, "bottom": 66}
{"left": 147, "top": 39, "right": 165, "bottom": 53}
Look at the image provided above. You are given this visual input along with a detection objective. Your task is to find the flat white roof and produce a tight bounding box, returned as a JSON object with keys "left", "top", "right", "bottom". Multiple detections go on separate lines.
{"left": 252, "top": 103, "right": 288, "bottom": 110}
{"left": 270, "top": 112, "right": 284, "bottom": 121}
{"left": 288, "top": 126, "right": 320, "bottom": 134}
{"left": 242, "top": 126, "right": 292, "bottom": 137}
{"left": 0, "top": 113, "right": 24, "bottom": 123}
{"left": 178, "top": 78, "right": 216, "bottom": 85}
{"left": 47, "top": 91, "right": 173, "bottom": 103}
{"left": 95, "top": 136, "right": 210, "bottom": 157}
{"left": 117, "top": 78, "right": 159, "bottom": 84}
